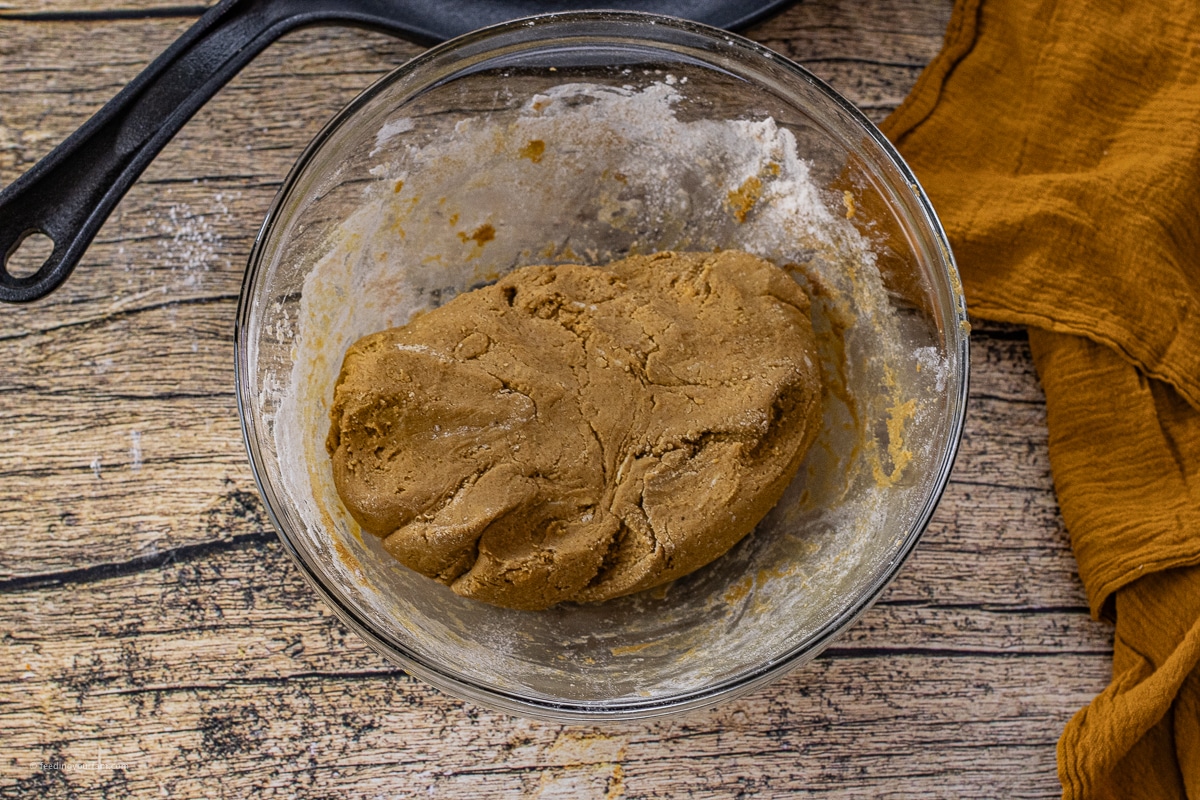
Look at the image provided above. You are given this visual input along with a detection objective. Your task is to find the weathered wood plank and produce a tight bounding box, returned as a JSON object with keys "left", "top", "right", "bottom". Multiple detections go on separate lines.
{"left": 0, "top": 653, "right": 1107, "bottom": 798}
{"left": 0, "top": 533, "right": 1108, "bottom": 700}
{"left": 0, "top": 1, "right": 204, "bottom": 13}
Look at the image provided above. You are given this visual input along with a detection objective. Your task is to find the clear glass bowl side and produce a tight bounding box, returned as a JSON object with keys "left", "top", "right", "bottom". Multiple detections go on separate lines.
{"left": 236, "top": 12, "right": 968, "bottom": 721}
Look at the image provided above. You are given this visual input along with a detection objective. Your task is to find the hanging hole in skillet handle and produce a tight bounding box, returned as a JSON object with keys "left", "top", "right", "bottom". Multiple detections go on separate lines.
{"left": 4, "top": 231, "right": 57, "bottom": 281}
{"left": 0, "top": 225, "right": 71, "bottom": 303}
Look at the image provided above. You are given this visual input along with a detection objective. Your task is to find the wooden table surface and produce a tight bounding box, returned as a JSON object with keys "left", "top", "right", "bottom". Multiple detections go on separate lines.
{"left": 0, "top": 1, "right": 1114, "bottom": 796}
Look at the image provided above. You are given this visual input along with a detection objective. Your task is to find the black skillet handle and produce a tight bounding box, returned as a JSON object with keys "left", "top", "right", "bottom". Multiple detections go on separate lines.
{"left": 0, "top": 0, "right": 447, "bottom": 304}
{"left": 0, "top": 0, "right": 291, "bottom": 302}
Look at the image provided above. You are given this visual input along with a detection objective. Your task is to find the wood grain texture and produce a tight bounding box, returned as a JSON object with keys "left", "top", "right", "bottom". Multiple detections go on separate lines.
{"left": 0, "top": 1, "right": 1114, "bottom": 797}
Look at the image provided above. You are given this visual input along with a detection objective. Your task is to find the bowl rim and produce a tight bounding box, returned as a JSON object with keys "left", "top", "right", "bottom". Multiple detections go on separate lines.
{"left": 234, "top": 8, "right": 970, "bottom": 722}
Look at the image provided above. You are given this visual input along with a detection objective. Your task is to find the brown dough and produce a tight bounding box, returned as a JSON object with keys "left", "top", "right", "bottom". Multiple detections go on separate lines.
{"left": 326, "top": 250, "right": 823, "bottom": 610}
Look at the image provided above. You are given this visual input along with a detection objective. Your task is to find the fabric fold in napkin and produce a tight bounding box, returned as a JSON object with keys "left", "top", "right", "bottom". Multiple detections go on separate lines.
{"left": 880, "top": 0, "right": 1200, "bottom": 795}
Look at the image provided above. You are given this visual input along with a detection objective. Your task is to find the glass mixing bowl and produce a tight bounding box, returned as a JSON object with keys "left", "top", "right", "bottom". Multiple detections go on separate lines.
{"left": 235, "top": 11, "right": 968, "bottom": 721}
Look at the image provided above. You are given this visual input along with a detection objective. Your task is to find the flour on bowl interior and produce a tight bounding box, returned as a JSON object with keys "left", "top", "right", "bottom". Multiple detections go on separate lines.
{"left": 269, "top": 80, "right": 946, "bottom": 697}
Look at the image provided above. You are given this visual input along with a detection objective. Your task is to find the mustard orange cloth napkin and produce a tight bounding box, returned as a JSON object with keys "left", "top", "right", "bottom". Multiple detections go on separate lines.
{"left": 880, "top": 0, "right": 1200, "bottom": 795}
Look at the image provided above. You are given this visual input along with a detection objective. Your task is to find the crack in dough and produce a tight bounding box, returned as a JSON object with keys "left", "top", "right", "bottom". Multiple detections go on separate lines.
{"left": 326, "top": 250, "right": 823, "bottom": 610}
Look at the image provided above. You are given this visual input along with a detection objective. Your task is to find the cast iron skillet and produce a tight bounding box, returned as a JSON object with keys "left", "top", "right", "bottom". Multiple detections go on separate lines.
{"left": 0, "top": 0, "right": 796, "bottom": 303}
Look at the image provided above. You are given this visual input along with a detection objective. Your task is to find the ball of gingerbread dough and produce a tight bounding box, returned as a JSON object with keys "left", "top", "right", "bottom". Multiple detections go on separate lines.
{"left": 327, "top": 250, "right": 823, "bottom": 610}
